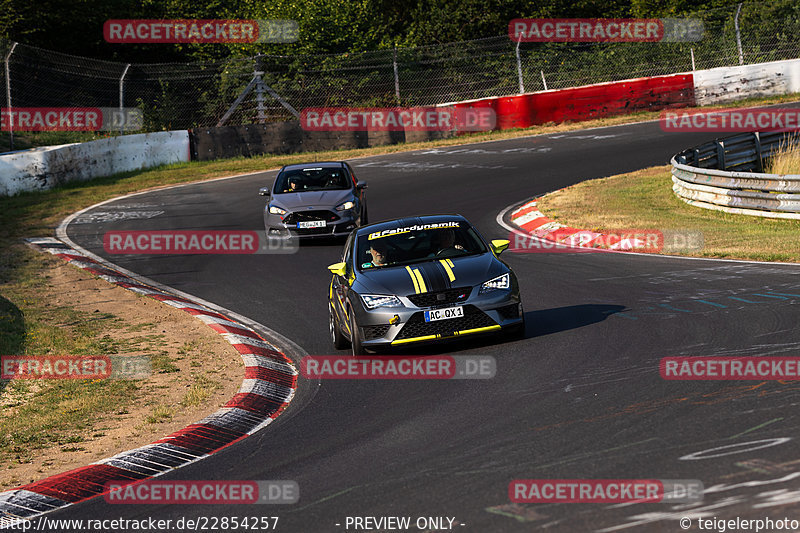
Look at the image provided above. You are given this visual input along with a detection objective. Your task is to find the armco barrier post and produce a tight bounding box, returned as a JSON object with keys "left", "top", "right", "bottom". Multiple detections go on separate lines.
{"left": 4, "top": 42, "right": 18, "bottom": 150}
{"left": 515, "top": 39, "right": 525, "bottom": 94}
{"left": 734, "top": 3, "right": 744, "bottom": 66}
{"left": 393, "top": 46, "right": 401, "bottom": 102}
{"left": 119, "top": 63, "right": 130, "bottom": 136}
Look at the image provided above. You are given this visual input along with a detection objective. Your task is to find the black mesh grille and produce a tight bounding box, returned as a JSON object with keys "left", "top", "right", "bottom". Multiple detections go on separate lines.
{"left": 363, "top": 324, "right": 391, "bottom": 340}
{"left": 395, "top": 306, "right": 496, "bottom": 340}
{"left": 407, "top": 287, "right": 472, "bottom": 308}
{"left": 497, "top": 303, "right": 520, "bottom": 320}
{"left": 284, "top": 210, "right": 339, "bottom": 224}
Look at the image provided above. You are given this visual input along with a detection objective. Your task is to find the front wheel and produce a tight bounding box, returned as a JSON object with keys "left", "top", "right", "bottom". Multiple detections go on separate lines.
{"left": 349, "top": 309, "right": 366, "bottom": 356}
{"left": 361, "top": 203, "right": 369, "bottom": 225}
{"left": 330, "top": 304, "right": 350, "bottom": 350}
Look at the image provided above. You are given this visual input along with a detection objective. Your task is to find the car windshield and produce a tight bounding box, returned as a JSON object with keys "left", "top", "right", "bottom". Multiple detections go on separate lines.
{"left": 274, "top": 167, "right": 350, "bottom": 193}
{"left": 356, "top": 221, "right": 487, "bottom": 270}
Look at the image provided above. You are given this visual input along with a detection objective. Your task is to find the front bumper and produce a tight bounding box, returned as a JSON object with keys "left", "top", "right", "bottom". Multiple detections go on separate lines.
{"left": 265, "top": 209, "right": 358, "bottom": 239}
{"left": 352, "top": 288, "right": 523, "bottom": 348}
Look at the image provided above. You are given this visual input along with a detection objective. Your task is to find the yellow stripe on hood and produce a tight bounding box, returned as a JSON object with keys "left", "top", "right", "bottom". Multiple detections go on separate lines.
{"left": 405, "top": 266, "right": 421, "bottom": 294}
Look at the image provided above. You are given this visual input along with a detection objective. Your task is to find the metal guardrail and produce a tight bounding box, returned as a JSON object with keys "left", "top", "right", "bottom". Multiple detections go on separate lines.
{"left": 670, "top": 131, "right": 800, "bottom": 218}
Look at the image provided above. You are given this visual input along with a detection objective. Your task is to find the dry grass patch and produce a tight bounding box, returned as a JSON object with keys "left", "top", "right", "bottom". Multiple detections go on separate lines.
{"left": 766, "top": 138, "right": 800, "bottom": 175}
{"left": 537, "top": 165, "right": 800, "bottom": 262}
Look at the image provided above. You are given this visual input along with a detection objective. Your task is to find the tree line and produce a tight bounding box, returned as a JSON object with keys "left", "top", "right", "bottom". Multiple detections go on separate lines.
{"left": 0, "top": 0, "right": 764, "bottom": 63}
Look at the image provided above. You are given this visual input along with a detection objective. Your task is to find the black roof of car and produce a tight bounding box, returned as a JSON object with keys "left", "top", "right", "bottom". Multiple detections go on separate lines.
{"left": 355, "top": 214, "right": 468, "bottom": 237}
{"left": 280, "top": 161, "right": 346, "bottom": 171}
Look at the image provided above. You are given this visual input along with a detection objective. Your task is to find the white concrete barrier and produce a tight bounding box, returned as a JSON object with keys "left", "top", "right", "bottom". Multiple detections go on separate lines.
{"left": 0, "top": 130, "right": 190, "bottom": 196}
{"left": 694, "top": 58, "right": 800, "bottom": 105}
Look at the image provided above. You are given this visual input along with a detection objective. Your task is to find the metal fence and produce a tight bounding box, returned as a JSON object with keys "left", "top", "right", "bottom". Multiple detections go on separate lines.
{"left": 672, "top": 132, "right": 800, "bottom": 218}
{"left": 2, "top": 0, "right": 800, "bottom": 132}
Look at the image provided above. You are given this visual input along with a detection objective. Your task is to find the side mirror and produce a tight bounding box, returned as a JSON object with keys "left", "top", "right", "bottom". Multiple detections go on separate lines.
{"left": 491, "top": 239, "right": 510, "bottom": 255}
{"left": 327, "top": 262, "right": 347, "bottom": 277}
{"left": 258, "top": 187, "right": 271, "bottom": 197}
{"left": 356, "top": 180, "right": 367, "bottom": 190}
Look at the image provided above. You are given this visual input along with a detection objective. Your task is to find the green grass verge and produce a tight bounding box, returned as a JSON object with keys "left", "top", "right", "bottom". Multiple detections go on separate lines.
{"left": 537, "top": 165, "right": 800, "bottom": 263}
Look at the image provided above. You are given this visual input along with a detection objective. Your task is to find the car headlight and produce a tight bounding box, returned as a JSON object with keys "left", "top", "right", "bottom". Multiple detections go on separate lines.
{"left": 480, "top": 272, "right": 510, "bottom": 293}
{"left": 361, "top": 294, "right": 404, "bottom": 309}
{"left": 336, "top": 200, "right": 356, "bottom": 211}
{"left": 268, "top": 205, "right": 287, "bottom": 215}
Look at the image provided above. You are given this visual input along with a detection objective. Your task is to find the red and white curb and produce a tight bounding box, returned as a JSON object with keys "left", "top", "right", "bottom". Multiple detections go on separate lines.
{"left": 0, "top": 237, "right": 298, "bottom": 527}
{"left": 509, "top": 198, "right": 650, "bottom": 251}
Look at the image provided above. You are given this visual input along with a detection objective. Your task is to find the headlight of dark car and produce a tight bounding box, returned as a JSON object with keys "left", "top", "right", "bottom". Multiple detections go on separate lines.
{"left": 479, "top": 273, "right": 510, "bottom": 293}
{"left": 335, "top": 200, "right": 356, "bottom": 211}
{"left": 361, "top": 294, "right": 404, "bottom": 309}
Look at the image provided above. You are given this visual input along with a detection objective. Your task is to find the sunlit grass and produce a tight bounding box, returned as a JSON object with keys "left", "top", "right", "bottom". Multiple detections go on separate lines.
{"left": 537, "top": 165, "right": 800, "bottom": 262}
{"left": 766, "top": 138, "right": 800, "bottom": 175}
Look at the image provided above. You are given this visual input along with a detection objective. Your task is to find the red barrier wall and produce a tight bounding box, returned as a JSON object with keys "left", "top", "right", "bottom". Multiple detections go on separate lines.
{"left": 451, "top": 73, "right": 695, "bottom": 131}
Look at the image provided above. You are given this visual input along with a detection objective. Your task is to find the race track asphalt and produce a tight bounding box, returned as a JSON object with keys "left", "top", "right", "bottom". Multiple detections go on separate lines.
{"left": 59, "top": 121, "right": 800, "bottom": 532}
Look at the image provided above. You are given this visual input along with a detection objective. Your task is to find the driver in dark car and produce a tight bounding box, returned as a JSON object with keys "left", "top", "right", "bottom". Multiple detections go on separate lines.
{"left": 430, "top": 229, "right": 465, "bottom": 257}
{"left": 365, "top": 239, "right": 389, "bottom": 268}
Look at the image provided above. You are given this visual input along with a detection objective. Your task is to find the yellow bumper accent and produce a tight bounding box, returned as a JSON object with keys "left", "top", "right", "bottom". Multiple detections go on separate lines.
{"left": 390, "top": 324, "right": 502, "bottom": 345}
{"left": 391, "top": 334, "right": 439, "bottom": 345}
{"left": 452, "top": 325, "right": 501, "bottom": 336}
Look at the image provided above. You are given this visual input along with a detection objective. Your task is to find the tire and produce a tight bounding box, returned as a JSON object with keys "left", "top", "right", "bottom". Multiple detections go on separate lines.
{"left": 361, "top": 203, "right": 368, "bottom": 226}
{"left": 330, "top": 303, "right": 350, "bottom": 350}
{"left": 349, "top": 308, "right": 366, "bottom": 356}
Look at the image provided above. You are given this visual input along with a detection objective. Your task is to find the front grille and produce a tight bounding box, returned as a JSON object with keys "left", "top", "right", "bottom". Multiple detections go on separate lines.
{"left": 284, "top": 210, "right": 339, "bottom": 224}
{"left": 497, "top": 303, "right": 520, "bottom": 320}
{"left": 363, "top": 324, "right": 391, "bottom": 340}
{"left": 407, "top": 287, "right": 472, "bottom": 308}
{"left": 395, "top": 305, "right": 496, "bottom": 340}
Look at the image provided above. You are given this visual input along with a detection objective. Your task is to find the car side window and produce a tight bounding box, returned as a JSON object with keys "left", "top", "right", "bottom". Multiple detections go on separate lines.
{"left": 345, "top": 163, "right": 358, "bottom": 188}
{"left": 342, "top": 234, "right": 357, "bottom": 281}
{"left": 343, "top": 233, "right": 355, "bottom": 264}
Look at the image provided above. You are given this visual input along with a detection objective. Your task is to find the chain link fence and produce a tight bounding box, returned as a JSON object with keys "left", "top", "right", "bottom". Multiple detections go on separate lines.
{"left": 2, "top": 0, "right": 800, "bottom": 132}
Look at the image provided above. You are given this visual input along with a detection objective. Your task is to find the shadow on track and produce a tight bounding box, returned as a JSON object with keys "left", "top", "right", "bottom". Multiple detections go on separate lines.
{"left": 525, "top": 304, "right": 626, "bottom": 338}
{"left": 380, "top": 304, "right": 626, "bottom": 356}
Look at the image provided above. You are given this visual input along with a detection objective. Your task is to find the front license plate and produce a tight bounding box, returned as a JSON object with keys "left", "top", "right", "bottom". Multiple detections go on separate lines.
{"left": 424, "top": 306, "right": 464, "bottom": 322}
{"left": 297, "top": 220, "right": 326, "bottom": 229}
